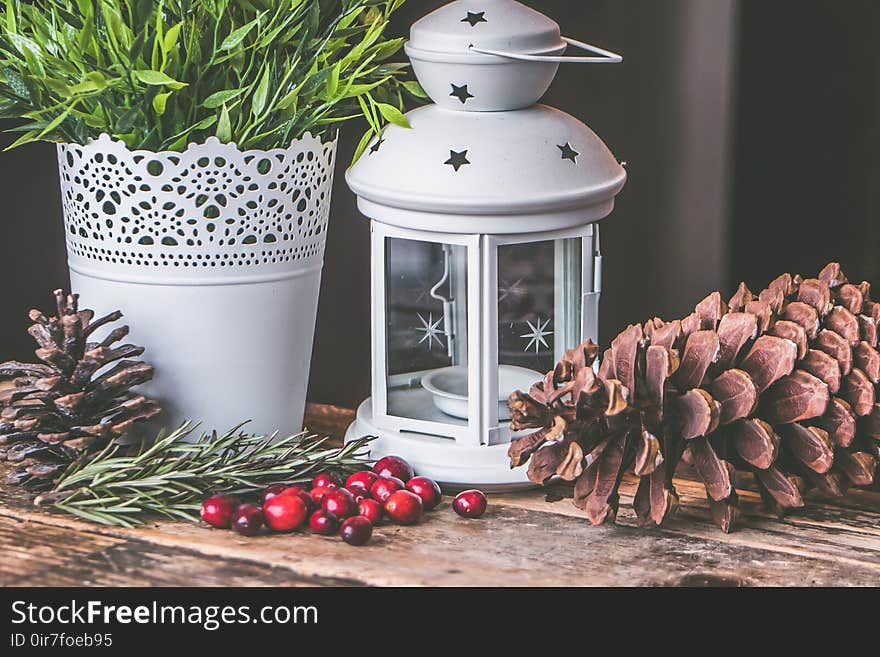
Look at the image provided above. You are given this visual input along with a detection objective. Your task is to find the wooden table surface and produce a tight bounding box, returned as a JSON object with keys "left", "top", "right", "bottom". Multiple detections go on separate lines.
{"left": 2, "top": 403, "right": 880, "bottom": 587}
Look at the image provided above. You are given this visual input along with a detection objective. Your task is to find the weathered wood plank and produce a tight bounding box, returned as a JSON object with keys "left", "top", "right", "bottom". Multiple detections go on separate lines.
{"left": 497, "top": 481, "right": 880, "bottom": 574}
{"left": 0, "top": 516, "right": 362, "bottom": 587}
{"left": 0, "top": 401, "right": 879, "bottom": 586}
{"left": 3, "top": 497, "right": 878, "bottom": 586}
{"left": 304, "top": 402, "right": 355, "bottom": 441}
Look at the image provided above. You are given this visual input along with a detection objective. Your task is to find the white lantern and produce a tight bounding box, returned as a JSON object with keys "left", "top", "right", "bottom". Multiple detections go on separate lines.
{"left": 345, "top": 0, "right": 626, "bottom": 487}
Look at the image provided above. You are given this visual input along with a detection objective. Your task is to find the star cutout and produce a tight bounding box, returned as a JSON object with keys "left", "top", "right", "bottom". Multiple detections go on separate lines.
{"left": 558, "top": 142, "right": 579, "bottom": 164}
{"left": 445, "top": 149, "right": 470, "bottom": 172}
{"left": 415, "top": 313, "right": 445, "bottom": 350}
{"left": 369, "top": 138, "right": 385, "bottom": 155}
{"left": 462, "top": 11, "right": 487, "bottom": 27}
{"left": 450, "top": 84, "right": 475, "bottom": 105}
{"left": 520, "top": 317, "right": 553, "bottom": 354}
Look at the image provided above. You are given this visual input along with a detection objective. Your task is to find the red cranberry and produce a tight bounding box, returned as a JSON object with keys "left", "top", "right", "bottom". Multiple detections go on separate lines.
{"left": 453, "top": 490, "right": 487, "bottom": 518}
{"left": 371, "top": 476, "right": 404, "bottom": 502}
{"left": 309, "top": 509, "right": 339, "bottom": 535}
{"left": 262, "top": 494, "right": 308, "bottom": 532}
{"left": 310, "top": 485, "right": 336, "bottom": 505}
{"left": 312, "top": 471, "right": 342, "bottom": 489}
{"left": 280, "top": 486, "right": 315, "bottom": 512}
{"left": 340, "top": 516, "right": 373, "bottom": 546}
{"left": 406, "top": 476, "right": 442, "bottom": 511}
{"left": 260, "top": 483, "right": 288, "bottom": 505}
{"left": 231, "top": 504, "right": 264, "bottom": 536}
{"left": 372, "top": 455, "right": 414, "bottom": 482}
{"left": 346, "top": 470, "right": 378, "bottom": 492}
{"left": 384, "top": 490, "right": 423, "bottom": 525}
{"left": 350, "top": 486, "right": 372, "bottom": 503}
{"left": 200, "top": 494, "right": 239, "bottom": 529}
{"left": 358, "top": 498, "right": 384, "bottom": 524}
{"left": 322, "top": 488, "right": 358, "bottom": 519}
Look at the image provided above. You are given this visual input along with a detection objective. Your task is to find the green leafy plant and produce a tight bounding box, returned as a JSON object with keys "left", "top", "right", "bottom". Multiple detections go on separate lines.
{"left": 0, "top": 0, "right": 424, "bottom": 160}
{"left": 34, "top": 422, "right": 373, "bottom": 526}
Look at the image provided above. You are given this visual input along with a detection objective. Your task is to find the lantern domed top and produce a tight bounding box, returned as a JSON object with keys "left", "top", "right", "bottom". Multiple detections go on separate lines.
{"left": 347, "top": 0, "right": 626, "bottom": 234}
{"left": 346, "top": 104, "right": 626, "bottom": 234}
{"left": 407, "top": 0, "right": 565, "bottom": 63}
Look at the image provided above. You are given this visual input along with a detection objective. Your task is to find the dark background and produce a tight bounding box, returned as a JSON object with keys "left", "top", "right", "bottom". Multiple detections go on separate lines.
{"left": 0, "top": 0, "right": 878, "bottom": 409}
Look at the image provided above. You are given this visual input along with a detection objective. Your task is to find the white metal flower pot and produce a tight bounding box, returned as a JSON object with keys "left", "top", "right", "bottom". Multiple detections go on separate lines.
{"left": 57, "top": 133, "right": 337, "bottom": 436}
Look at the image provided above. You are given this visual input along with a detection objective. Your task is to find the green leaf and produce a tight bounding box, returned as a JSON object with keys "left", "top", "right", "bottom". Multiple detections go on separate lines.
{"left": 402, "top": 81, "right": 428, "bottom": 99}
{"left": 3, "top": 67, "right": 32, "bottom": 101}
{"left": 276, "top": 88, "right": 298, "bottom": 112}
{"left": 188, "top": 115, "right": 219, "bottom": 132}
{"left": 152, "top": 91, "right": 172, "bottom": 116}
{"left": 163, "top": 115, "right": 218, "bottom": 149}
{"left": 376, "top": 102, "right": 409, "bottom": 129}
{"left": 116, "top": 106, "right": 141, "bottom": 133}
{"left": 6, "top": 1, "right": 16, "bottom": 33}
{"left": 351, "top": 128, "right": 374, "bottom": 165}
{"left": 101, "top": 3, "right": 130, "bottom": 51}
{"left": 68, "top": 80, "right": 103, "bottom": 95}
{"left": 3, "top": 121, "right": 49, "bottom": 133}
{"left": 162, "top": 23, "right": 182, "bottom": 55}
{"left": 220, "top": 17, "right": 260, "bottom": 51}
{"left": 51, "top": 8, "right": 85, "bottom": 29}
{"left": 36, "top": 101, "right": 78, "bottom": 140}
{"left": 128, "top": 29, "right": 147, "bottom": 61}
{"left": 342, "top": 78, "right": 388, "bottom": 99}
{"left": 368, "top": 38, "right": 405, "bottom": 62}
{"left": 4, "top": 130, "right": 40, "bottom": 151}
{"left": 304, "top": 1, "right": 319, "bottom": 36}
{"left": 216, "top": 103, "right": 231, "bottom": 141}
{"left": 203, "top": 88, "right": 245, "bottom": 109}
{"left": 357, "top": 95, "right": 379, "bottom": 133}
{"left": 133, "top": 70, "right": 188, "bottom": 89}
{"left": 324, "top": 62, "right": 341, "bottom": 100}
{"left": 252, "top": 64, "right": 270, "bottom": 117}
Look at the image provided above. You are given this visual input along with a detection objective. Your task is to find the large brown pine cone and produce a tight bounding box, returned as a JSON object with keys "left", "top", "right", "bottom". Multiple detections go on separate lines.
{"left": 507, "top": 263, "right": 879, "bottom": 532}
{"left": 0, "top": 290, "right": 160, "bottom": 489}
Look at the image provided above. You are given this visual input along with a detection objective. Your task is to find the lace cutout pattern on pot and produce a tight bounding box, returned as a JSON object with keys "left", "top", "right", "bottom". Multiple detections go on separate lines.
{"left": 57, "top": 134, "right": 336, "bottom": 272}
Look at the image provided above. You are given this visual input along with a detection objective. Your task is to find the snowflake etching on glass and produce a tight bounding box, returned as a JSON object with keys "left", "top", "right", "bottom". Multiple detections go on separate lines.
{"left": 520, "top": 317, "right": 553, "bottom": 353}
{"left": 498, "top": 277, "right": 526, "bottom": 304}
{"left": 415, "top": 313, "right": 446, "bottom": 350}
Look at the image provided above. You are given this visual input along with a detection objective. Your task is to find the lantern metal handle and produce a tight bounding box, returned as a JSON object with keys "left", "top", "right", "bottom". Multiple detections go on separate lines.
{"left": 469, "top": 37, "right": 622, "bottom": 64}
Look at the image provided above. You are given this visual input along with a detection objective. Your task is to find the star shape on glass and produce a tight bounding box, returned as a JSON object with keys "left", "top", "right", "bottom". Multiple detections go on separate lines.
{"left": 415, "top": 313, "right": 445, "bottom": 350}
{"left": 462, "top": 11, "right": 487, "bottom": 27}
{"left": 498, "top": 277, "right": 526, "bottom": 303}
{"left": 445, "top": 149, "right": 470, "bottom": 172}
{"left": 369, "top": 138, "right": 385, "bottom": 155}
{"left": 558, "top": 142, "right": 579, "bottom": 164}
{"left": 520, "top": 317, "right": 553, "bottom": 353}
{"left": 450, "top": 84, "right": 475, "bottom": 104}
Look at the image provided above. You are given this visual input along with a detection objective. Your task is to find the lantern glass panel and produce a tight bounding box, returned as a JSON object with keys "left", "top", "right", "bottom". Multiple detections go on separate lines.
{"left": 384, "top": 236, "right": 470, "bottom": 424}
{"left": 497, "top": 238, "right": 583, "bottom": 396}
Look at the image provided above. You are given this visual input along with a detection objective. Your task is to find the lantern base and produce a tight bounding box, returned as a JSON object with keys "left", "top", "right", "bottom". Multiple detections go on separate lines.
{"left": 344, "top": 399, "right": 535, "bottom": 490}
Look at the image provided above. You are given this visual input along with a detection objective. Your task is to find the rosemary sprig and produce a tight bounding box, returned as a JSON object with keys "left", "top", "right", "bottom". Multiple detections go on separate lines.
{"left": 36, "top": 422, "right": 373, "bottom": 527}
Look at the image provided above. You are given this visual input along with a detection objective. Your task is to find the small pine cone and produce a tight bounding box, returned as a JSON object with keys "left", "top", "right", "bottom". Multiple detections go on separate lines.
{"left": 0, "top": 290, "right": 160, "bottom": 489}
{"left": 508, "top": 263, "right": 880, "bottom": 533}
